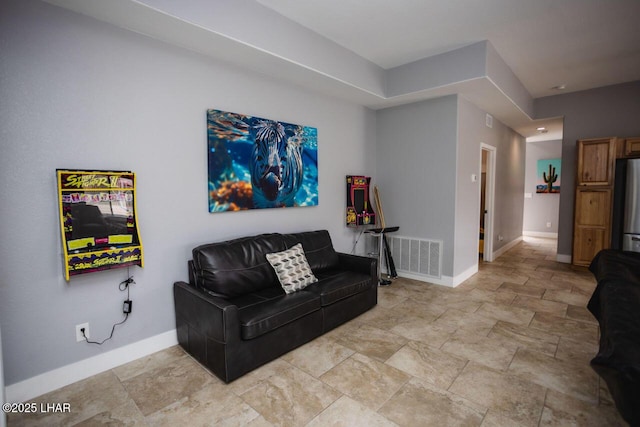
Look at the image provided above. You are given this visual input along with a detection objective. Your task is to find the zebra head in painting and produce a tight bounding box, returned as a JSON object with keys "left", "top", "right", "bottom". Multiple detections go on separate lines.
{"left": 250, "top": 119, "right": 304, "bottom": 208}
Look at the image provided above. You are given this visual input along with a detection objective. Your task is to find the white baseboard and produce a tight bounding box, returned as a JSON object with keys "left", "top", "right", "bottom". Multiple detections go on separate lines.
{"left": 396, "top": 271, "right": 453, "bottom": 287}
{"left": 396, "top": 263, "right": 478, "bottom": 288}
{"left": 556, "top": 253, "right": 572, "bottom": 264}
{"left": 452, "top": 264, "right": 479, "bottom": 287}
{"left": 492, "top": 236, "right": 523, "bottom": 260}
{"left": 6, "top": 329, "right": 177, "bottom": 404}
{"left": 523, "top": 231, "right": 558, "bottom": 239}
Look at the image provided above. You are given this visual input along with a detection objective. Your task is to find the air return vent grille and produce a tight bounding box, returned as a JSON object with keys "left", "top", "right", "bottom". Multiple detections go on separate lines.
{"left": 366, "top": 234, "right": 442, "bottom": 279}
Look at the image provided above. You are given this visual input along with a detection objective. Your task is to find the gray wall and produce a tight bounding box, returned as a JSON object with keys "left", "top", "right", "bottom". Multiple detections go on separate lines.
{"left": 523, "top": 140, "right": 562, "bottom": 235}
{"left": 457, "top": 97, "right": 526, "bottom": 271}
{"left": 0, "top": 0, "right": 375, "bottom": 385}
{"left": 535, "top": 81, "right": 640, "bottom": 258}
{"left": 455, "top": 97, "right": 484, "bottom": 275}
{"left": 375, "top": 95, "right": 525, "bottom": 279}
{"left": 375, "top": 96, "right": 458, "bottom": 277}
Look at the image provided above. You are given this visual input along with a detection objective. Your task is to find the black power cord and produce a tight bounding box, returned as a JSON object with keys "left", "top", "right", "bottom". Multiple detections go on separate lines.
{"left": 81, "top": 276, "right": 134, "bottom": 345}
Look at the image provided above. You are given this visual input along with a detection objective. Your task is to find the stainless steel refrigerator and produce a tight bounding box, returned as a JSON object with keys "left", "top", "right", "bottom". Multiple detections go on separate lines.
{"left": 617, "top": 158, "right": 640, "bottom": 253}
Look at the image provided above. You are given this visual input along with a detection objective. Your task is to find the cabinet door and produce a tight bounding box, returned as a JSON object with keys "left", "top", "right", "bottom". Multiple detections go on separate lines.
{"left": 575, "top": 188, "right": 611, "bottom": 227}
{"left": 576, "top": 138, "right": 616, "bottom": 186}
{"left": 573, "top": 188, "right": 612, "bottom": 266}
{"left": 625, "top": 137, "right": 640, "bottom": 158}
{"left": 573, "top": 228, "right": 607, "bottom": 267}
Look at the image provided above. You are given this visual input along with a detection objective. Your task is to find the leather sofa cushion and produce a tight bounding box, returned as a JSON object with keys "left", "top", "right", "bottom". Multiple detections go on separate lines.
{"left": 191, "top": 230, "right": 339, "bottom": 299}
{"left": 238, "top": 291, "right": 321, "bottom": 340}
{"left": 192, "top": 233, "right": 285, "bottom": 298}
{"left": 227, "top": 286, "right": 286, "bottom": 310}
{"left": 307, "top": 270, "right": 372, "bottom": 306}
{"left": 283, "top": 230, "right": 339, "bottom": 272}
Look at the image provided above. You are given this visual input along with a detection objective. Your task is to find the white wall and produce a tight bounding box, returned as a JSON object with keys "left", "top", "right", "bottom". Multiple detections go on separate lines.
{"left": 523, "top": 140, "right": 562, "bottom": 236}
{"left": 0, "top": 0, "right": 375, "bottom": 387}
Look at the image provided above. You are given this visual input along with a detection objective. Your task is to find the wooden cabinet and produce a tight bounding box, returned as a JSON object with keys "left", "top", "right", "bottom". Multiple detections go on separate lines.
{"left": 572, "top": 137, "right": 621, "bottom": 267}
{"left": 625, "top": 137, "right": 640, "bottom": 158}
{"left": 573, "top": 188, "right": 611, "bottom": 266}
{"left": 576, "top": 138, "right": 619, "bottom": 186}
{"left": 575, "top": 188, "right": 612, "bottom": 227}
{"left": 573, "top": 227, "right": 607, "bottom": 267}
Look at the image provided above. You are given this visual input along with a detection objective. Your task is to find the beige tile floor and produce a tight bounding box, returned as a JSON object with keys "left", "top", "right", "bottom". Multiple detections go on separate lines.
{"left": 8, "top": 237, "right": 628, "bottom": 426}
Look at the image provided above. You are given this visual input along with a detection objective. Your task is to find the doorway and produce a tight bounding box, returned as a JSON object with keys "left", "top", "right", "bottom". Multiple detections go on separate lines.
{"left": 480, "top": 143, "right": 496, "bottom": 262}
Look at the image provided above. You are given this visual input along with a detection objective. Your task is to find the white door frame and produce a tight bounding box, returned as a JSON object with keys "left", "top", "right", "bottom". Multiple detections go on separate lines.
{"left": 480, "top": 143, "right": 496, "bottom": 262}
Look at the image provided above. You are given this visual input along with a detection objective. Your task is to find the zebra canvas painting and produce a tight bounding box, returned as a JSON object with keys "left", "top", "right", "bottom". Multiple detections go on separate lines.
{"left": 207, "top": 109, "right": 318, "bottom": 212}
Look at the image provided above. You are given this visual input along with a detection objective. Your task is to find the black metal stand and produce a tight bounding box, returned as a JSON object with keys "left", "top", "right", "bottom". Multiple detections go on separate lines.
{"left": 365, "top": 226, "right": 399, "bottom": 286}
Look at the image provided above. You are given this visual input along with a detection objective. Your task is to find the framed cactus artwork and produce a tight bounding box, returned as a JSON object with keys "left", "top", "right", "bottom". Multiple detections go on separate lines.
{"left": 536, "top": 159, "right": 561, "bottom": 193}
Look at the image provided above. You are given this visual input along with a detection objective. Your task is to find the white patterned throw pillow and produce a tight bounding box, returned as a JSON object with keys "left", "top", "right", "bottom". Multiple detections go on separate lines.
{"left": 266, "top": 243, "right": 318, "bottom": 294}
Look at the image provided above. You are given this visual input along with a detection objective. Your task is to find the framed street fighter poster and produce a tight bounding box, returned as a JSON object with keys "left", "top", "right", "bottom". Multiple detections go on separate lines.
{"left": 57, "top": 170, "right": 144, "bottom": 280}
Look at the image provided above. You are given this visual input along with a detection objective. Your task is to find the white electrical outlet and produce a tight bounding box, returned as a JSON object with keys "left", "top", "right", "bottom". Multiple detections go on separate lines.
{"left": 546, "top": 222, "right": 552, "bottom": 228}
{"left": 76, "top": 323, "right": 89, "bottom": 342}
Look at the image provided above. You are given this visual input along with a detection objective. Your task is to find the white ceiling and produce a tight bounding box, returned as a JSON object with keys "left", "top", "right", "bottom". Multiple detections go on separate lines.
{"left": 42, "top": 0, "right": 640, "bottom": 140}
{"left": 257, "top": 0, "right": 640, "bottom": 98}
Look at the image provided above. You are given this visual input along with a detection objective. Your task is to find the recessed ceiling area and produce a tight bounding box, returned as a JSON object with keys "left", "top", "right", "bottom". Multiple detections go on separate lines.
{"left": 256, "top": 0, "right": 640, "bottom": 98}
{"left": 43, "top": 0, "right": 640, "bottom": 141}
{"left": 256, "top": 0, "right": 640, "bottom": 140}
{"left": 523, "top": 117, "right": 564, "bottom": 143}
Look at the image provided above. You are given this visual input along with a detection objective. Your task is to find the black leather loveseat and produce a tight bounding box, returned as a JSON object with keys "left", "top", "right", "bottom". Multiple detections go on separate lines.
{"left": 173, "top": 230, "right": 377, "bottom": 383}
{"left": 588, "top": 249, "right": 640, "bottom": 426}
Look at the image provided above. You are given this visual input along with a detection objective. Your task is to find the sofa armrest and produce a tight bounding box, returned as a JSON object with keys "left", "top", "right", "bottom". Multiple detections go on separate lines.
{"left": 337, "top": 252, "right": 377, "bottom": 279}
{"left": 173, "top": 281, "right": 239, "bottom": 344}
